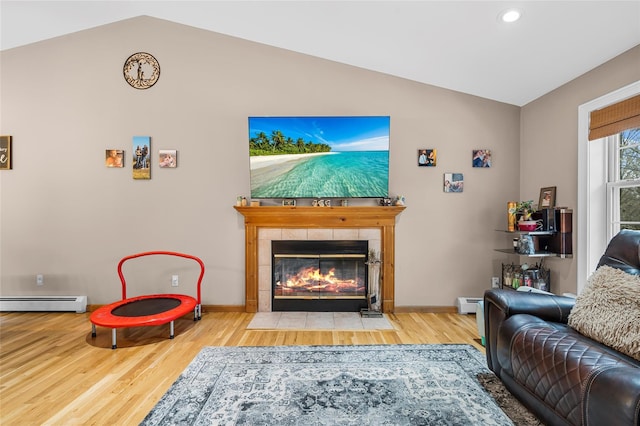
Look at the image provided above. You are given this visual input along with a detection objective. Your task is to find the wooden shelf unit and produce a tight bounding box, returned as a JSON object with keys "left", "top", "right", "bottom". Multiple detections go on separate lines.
{"left": 495, "top": 230, "right": 573, "bottom": 258}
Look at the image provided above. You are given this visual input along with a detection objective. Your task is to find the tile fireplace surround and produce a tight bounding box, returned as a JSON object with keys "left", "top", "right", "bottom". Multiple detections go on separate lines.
{"left": 234, "top": 206, "right": 405, "bottom": 313}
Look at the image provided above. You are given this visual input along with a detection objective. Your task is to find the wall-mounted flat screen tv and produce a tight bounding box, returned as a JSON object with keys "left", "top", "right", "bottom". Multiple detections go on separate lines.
{"left": 248, "top": 116, "right": 390, "bottom": 199}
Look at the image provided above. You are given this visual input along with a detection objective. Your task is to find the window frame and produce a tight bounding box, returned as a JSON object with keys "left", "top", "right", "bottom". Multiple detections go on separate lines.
{"left": 607, "top": 134, "right": 640, "bottom": 236}
{"left": 577, "top": 80, "right": 640, "bottom": 294}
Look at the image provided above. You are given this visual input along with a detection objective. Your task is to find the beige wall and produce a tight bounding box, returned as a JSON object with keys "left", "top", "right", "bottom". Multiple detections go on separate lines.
{"left": 519, "top": 44, "right": 640, "bottom": 296}
{"left": 0, "top": 16, "right": 635, "bottom": 307}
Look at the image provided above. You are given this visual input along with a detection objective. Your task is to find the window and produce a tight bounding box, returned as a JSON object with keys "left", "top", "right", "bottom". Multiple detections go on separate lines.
{"left": 607, "top": 128, "right": 640, "bottom": 235}
{"left": 578, "top": 81, "right": 640, "bottom": 294}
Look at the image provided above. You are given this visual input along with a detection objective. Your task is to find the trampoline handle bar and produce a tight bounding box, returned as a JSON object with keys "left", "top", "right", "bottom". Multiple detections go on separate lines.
{"left": 117, "top": 251, "right": 206, "bottom": 304}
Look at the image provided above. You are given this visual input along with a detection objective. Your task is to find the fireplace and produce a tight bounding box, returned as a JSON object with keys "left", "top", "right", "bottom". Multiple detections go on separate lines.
{"left": 234, "top": 206, "right": 406, "bottom": 313}
{"left": 272, "top": 240, "right": 368, "bottom": 312}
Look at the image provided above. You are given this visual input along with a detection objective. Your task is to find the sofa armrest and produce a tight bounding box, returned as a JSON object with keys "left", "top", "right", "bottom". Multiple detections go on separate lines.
{"left": 484, "top": 288, "right": 575, "bottom": 323}
{"left": 483, "top": 289, "right": 575, "bottom": 374}
{"left": 584, "top": 366, "right": 640, "bottom": 426}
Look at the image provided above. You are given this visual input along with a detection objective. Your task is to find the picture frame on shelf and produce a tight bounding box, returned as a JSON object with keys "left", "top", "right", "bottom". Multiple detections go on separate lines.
{"left": 282, "top": 199, "right": 296, "bottom": 206}
{"left": 538, "top": 186, "right": 556, "bottom": 209}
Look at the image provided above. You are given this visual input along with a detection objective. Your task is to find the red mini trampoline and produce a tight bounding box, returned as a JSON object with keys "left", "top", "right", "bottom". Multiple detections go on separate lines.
{"left": 90, "top": 251, "right": 205, "bottom": 349}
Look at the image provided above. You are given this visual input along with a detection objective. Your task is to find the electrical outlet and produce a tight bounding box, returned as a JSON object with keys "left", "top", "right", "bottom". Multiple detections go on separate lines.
{"left": 491, "top": 276, "right": 500, "bottom": 288}
{"left": 171, "top": 275, "right": 179, "bottom": 287}
{"left": 36, "top": 274, "right": 44, "bottom": 286}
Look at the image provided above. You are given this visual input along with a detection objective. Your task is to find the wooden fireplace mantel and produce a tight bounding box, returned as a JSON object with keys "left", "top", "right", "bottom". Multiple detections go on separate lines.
{"left": 234, "top": 206, "right": 406, "bottom": 313}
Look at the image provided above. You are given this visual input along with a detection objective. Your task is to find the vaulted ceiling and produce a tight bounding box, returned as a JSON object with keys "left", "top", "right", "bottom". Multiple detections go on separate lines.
{"left": 2, "top": 1, "right": 639, "bottom": 106}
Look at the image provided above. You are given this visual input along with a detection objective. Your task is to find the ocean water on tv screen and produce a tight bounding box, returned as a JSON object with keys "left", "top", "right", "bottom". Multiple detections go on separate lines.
{"left": 250, "top": 151, "right": 389, "bottom": 198}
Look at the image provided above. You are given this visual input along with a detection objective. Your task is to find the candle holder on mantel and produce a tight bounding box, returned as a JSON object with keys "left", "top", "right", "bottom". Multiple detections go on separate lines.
{"left": 361, "top": 249, "right": 383, "bottom": 318}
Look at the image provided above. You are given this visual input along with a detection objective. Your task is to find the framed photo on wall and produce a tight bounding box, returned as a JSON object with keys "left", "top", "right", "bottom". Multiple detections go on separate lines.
{"left": 444, "top": 173, "right": 464, "bottom": 192}
{"left": 105, "top": 149, "right": 124, "bottom": 168}
{"left": 133, "top": 136, "right": 151, "bottom": 179}
{"left": 0, "top": 135, "right": 12, "bottom": 170}
{"left": 472, "top": 149, "right": 491, "bottom": 168}
{"left": 418, "top": 149, "right": 436, "bottom": 167}
{"left": 539, "top": 186, "right": 556, "bottom": 209}
{"left": 159, "top": 149, "right": 177, "bottom": 168}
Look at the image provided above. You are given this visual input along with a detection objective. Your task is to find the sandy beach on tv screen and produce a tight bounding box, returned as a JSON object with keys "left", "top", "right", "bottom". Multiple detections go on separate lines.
{"left": 250, "top": 152, "right": 335, "bottom": 170}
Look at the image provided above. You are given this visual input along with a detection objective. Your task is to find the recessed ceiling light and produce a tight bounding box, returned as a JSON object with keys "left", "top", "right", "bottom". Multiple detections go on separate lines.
{"left": 499, "top": 9, "right": 522, "bottom": 23}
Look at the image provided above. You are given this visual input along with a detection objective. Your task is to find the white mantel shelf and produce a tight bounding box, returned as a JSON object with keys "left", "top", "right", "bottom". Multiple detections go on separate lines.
{"left": 234, "top": 206, "right": 406, "bottom": 313}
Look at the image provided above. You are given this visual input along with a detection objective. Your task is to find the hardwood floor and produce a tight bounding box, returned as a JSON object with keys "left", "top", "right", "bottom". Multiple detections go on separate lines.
{"left": 0, "top": 311, "right": 483, "bottom": 425}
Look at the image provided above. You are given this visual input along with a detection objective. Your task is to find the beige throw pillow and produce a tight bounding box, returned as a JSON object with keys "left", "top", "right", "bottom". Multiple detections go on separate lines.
{"left": 568, "top": 265, "right": 640, "bottom": 361}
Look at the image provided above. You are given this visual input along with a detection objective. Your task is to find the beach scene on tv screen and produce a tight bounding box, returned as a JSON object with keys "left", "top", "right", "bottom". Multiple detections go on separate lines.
{"left": 249, "top": 116, "right": 390, "bottom": 198}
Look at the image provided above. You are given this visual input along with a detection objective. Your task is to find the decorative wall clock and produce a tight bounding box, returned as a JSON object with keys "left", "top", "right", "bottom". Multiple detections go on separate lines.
{"left": 123, "top": 52, "right": 160, "bottom": 90}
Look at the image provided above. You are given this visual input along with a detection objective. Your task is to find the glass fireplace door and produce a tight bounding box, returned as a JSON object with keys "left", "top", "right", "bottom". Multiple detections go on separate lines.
{"left": 271, "top": 240, "right": 368, "bottom": 312}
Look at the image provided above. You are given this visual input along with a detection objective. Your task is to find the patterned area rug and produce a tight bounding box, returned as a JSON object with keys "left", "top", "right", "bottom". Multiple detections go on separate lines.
{"left": 141, "top": 344, "right": 539, "bottom": 425}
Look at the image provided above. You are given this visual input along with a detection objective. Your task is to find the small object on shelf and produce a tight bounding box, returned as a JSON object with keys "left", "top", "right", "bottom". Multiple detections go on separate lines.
{"left": 538, "top": 186, "right": 557, "bottom": 209}
{"left": 517, "top": 235, "right": 535, "bottom": 255}
{"left": 516, "top": 200, "right": 535, "bottom": 221}
{"left": 241, "top": 196, "right": 247, "bottom": 206}
{"left": 502, "top": 262, "right": 550, "bottom": 292}
{"left": 531, "top": 208, "right": 556, "bottom": 231}
{"left": 535, "top": 278, "right": 548, "bottom": 292}
{"left": 518, "top": 220, "right": 538, "bottom": 231}
{"left": 507, "top": 201, "right": 517, "bottom": 232}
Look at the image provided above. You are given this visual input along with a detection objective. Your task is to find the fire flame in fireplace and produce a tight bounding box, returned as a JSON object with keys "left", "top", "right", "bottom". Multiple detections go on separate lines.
{"left": 276, "top": 267, "right": 364, "bottom": 295}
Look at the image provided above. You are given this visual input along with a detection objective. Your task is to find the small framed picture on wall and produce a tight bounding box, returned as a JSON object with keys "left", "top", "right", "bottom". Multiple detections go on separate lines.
{"left": 133, "top": 136, "right": 151, "bottom": 179}
{"left": 0, "top": 135, "right": 12, "bottom": 170}
{"left": 159, "top": 150, "right": 177, "bottom": 168}
{"left": 105, "top": 149, "right": 124, "bottom": 168}
{"left": 418, "top": 149, "right": 437, "bottom": 167}
{"left": 472, "top": 149, "right": 491, "bottom": 168}
{"left": 444, "top": 173, "right": 464, "bottom": 192}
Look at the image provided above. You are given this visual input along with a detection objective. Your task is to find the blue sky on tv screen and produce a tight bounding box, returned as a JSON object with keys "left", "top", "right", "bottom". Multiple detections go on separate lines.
{"left": 248, "top": 116, "right": 389, "bottom": 152}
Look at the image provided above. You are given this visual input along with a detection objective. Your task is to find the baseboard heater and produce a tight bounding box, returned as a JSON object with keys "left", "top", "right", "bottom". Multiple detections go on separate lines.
{"left": 0, "top": 296, "right": 87, "bottom": 313}
{"left": 456, "top": 297, "right": 483, "bottom": 315}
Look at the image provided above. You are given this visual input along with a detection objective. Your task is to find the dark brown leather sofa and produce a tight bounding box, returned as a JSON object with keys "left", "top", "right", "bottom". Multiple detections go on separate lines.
{"left": 484, "top": 230, "right": 640, "bottom": 426}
